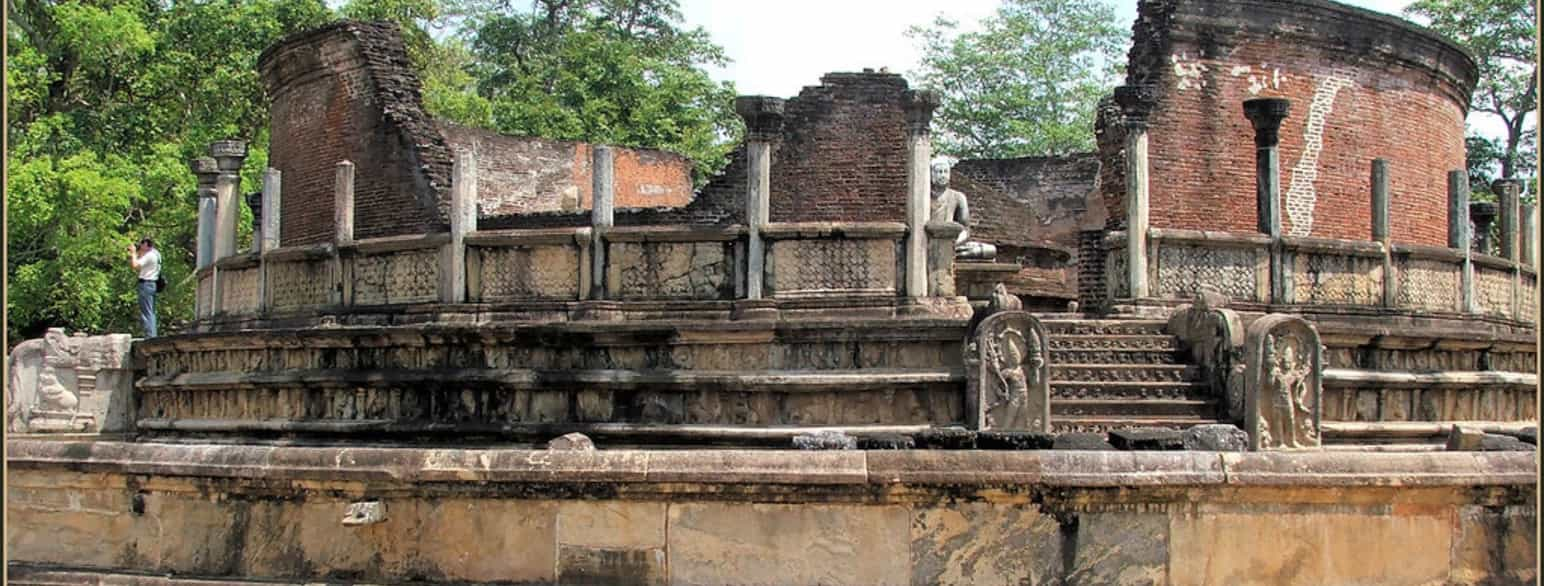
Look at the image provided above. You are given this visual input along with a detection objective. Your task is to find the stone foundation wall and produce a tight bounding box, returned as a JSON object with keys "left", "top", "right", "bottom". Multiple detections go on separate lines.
{"left": 6, "top": 442, "right": 1535, "bottom": 585}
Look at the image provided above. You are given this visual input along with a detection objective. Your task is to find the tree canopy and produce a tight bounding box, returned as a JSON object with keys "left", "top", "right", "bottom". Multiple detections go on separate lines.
{"left": 1406, "top": 0, "right": 1538, "bottom": 201}
{"left": 5, "top": 0, "right": 739, "bottom": 343}
{"left": 906, "top": 0, "right": 1125, "bottom": 159}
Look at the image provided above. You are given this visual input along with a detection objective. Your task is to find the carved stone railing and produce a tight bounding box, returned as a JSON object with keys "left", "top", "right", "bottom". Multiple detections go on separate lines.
{"left": 214, "top": 253, "right": 262, "bottom": 316}
{"left": 194, "top": 266, "right": 216, "bottom": 320}
{"left": 1282, "top": 236, "right": 1383, "bottom": 306}
{"left": 262, "top": 244, "right": 336, "bottom": 312}
{"left": 762, "top": 222, "right": 905, "bottom": 298}
{"left": 1390, "top": 244, "right": 1462, "bottom": 313}
{"left": 1149, "top": 229, "right": 1271, "bottom": 303}
{"left": 605, "top": 225, "right": 743, "bottom": 301}
{"left": 340, "top": 234, "right": 448, "bottom": 307}
{"left": 466, "top": 228, "right": 590, "bottom": 302}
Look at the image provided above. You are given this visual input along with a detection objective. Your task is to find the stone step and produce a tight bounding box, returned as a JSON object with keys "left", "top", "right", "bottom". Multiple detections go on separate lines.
{"left": 1049, "top": 364, "right": 1202, "bottom": 383}
{"left": 1048, "top": 349, "right": 1186, "bottom": 365}
{"left": 1052, "top": 398, "right": 1219, "bottom": 418}
{"left": 1041, "top": 319, "right": 1169, "bottom": 336}
{"left": 1051, "top": 415, "right": 1222, "bottom": 434}
{"left": 1046, "top": 334, "right": 1182, "bottom": 352}
{"left": 1051, "top": 380, "right": 1213, "bottom": 400}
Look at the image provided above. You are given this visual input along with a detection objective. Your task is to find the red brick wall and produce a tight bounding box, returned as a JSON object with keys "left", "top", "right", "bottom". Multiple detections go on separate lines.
{"left": 258, "top": 21, "right": 454, "bottom": 247}
{"left": 1104, "top": 0, "right": 1477, "bottom": 247}
{"left": 439, "top": 124, "right": 693, "bottom": 218}
{"left": 769, "top": 72, "right": 910, "bottom": 223}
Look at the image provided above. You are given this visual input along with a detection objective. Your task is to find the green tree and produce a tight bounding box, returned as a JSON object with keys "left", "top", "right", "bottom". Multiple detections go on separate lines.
{"left": 6, "top": 0, "right": 332, "bottom": 342}
{"left": 907, "top": 0, "right": 1125, "bottom": 159}
{"left": 1406, "top": 0, "right": 1538, "bottom": 200}
{"left": 465, "top": 0, "right": 740, "bottom": 180}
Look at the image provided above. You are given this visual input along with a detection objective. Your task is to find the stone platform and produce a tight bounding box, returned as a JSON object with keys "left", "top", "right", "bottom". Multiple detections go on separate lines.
{"left": 6, "top": 439, "right": 1536, "bottom": 585}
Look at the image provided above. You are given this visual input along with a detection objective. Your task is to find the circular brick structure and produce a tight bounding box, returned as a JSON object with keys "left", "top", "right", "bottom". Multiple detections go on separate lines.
{"left": 1100, "top": 0, "right": 1477, "bottom": 246}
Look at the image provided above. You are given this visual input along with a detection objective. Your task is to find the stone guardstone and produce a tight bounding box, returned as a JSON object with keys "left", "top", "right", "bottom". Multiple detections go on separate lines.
{"left": 548, "top": 432, "right": 596, "bottom": 451}
{"left": 1109, "top": 428, "right": 1186, "bottom": 451}
{"left": 1181, "top": 424, "right": 1248, "bottom": 452}
{"left": 6, "top": 329, "right": 134, "bottom": 434}
{"left": 1053, "top": 432, "right": 1116, "bottom": 450}
{"left": 792, "top": 430, "right": 856, "bottom": 450}
{"left": 1243, "top": 314, "right": 1323, "bottom": 451}
{"left": 1446, "top": 425, "right": 1486, "bottom": 450}
{"left": 965, "top": 310, "right": 1050, "bottom": 432}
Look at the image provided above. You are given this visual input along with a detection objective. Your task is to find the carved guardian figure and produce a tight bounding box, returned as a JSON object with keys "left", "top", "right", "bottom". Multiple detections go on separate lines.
{"left": 1243, "top": 314, "right": 1322, "bottom": 450}
{"left": 966, "top": 311, "right": 1050, "bottom": 431}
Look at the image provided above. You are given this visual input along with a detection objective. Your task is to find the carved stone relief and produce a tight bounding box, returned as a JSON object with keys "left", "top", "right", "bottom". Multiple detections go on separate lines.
{"left": 1154, "top": 243, "right": 1258, "bottom": 301}
{"left": 1243, "top": 314, "right": 1322, "bottom": 450}
{"left": 6, "top": 328, "right": 133, "bottom": 433}
{"left": 269, "top": 259, "right": 331, "bottom": 310}
{"left": 218, "top": 267, "right": 261, "bottom": 314}
{"left": 965, "top": 311, "right": 1050, "bottom": 432}
{"left": 1395, "top": 258, "right": 1459, "bottom": 312}
{"left": 1474, "top": 266, "right": 1512, "bottom": 318}
{"left": 1165, "top": 287, "right": 1244, "bottom": 419}
{"left": 767, "top": 238, "right": 895, "bottom": 296}
{"left": 476, "top": 244, "right": 579, "bottom": 301}
{"left": 354, "top": 249, "right": 440, "bottom": 305}
{"left": 196, "top": 273, "right": 215, "bottom": 319}
{"left": 609, "top": 241, "right": 730, "bottom": 300}
{"left": 1293, "top": 252, "right": 1380, "bottom": 305}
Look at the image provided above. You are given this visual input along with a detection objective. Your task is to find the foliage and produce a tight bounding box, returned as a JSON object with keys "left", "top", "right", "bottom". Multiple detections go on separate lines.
{"left": 6, "top": 0, "right": 332, "bottom": 342}
{"left": 1406, "top": 0, "right": 1538, "bottom": 201}
{"left": 907, "top": 0, "right": 1125, "bottom": 159}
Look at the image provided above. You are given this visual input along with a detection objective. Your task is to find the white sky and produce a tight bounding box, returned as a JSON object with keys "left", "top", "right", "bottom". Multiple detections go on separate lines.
{"left": 678, "top": 0, "right": 1418, "bottom": 97}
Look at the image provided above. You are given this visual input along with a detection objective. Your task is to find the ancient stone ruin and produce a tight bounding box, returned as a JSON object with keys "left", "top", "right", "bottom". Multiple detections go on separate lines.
{"left": 7, "top": 1, "right": 1537, "bottom": 584}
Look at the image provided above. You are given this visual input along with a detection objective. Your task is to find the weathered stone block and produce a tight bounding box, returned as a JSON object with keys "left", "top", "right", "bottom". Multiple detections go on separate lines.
{"left": 911, "top": 502, "right": 1064, "bottom": 585}
{"left": 1181, "top": 424, "right": 1248, "bottom": 451}
{"left": 1169, "top": 511, "right": 1451, "bottom": 585}
{"left": 1067, "top": 512, "right": 1167, "bottom": 585}
{"left": 548, "top": 432, "right": 595, "bottom": 451}
{"left": 976, "top": 430, "right": 1054, "bottom": 450}
{"left": 667, "top": 503, "right": 910, "bottom": 586}
{"left": 1109, "top": 428, "right": 1186, "bottom": 451}
{"left": 792, "top": 430, "right": 856, "bottom": 450}
{"left": 1054, "top": 432, "right": 1115, "bottom": 450}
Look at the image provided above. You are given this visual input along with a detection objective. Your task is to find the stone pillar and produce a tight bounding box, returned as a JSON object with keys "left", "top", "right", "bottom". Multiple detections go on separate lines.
{"left": 1243, "top": 98, "right": 1292, "bottom": 304}
{"left": 1470, "top": 201, "right": 1497, "bottom": 255}
{"left": 260, "top": 169, "right": 282, "bottom": 253}
{"left": 245, "top": 191, "right": 263, "bottom": 252}
{"left": 1493, "top": 178, "right": 1523, "bottom": 261}
{"left": 590, "top": 146, "right": 615, "bottom": 300}
{"left": 445, "top": 150, "right": 476, "bottom": 303}
{"left": 210, "top": 140, "right": 248, "bottom": 261}
{"left": 736, "top": 96, "right": 785, "bottom": 300}
{"left": 191, "top": 157, "right": 220, "bottom": 270}
{"left": 1448, "top": 170, "right": 1475, "bottom": 313}
{"left": 1116, "top": 85, "right": 1157, "bottom": 299}
{"left": 1370, "top": 159, "right": 1395, "bottom": 307}
{"left": 335, "top": 161, "right": 356, "bottom": 244}
{"left": 1522, "top": 203, "right": 1536, "bottom": 267}
{"left": 903, "top": 90, "right": 940, "bottom": 299}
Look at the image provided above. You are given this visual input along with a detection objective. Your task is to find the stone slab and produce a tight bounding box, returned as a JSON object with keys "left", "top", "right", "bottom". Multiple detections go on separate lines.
{"left": 1169, "top": 510, "right": 1452, "bottom": 585}
{"left": 1066, "top": 512, "right": 1167, "bottom": 586}
{"left": 667, "top": 502, "right": 910, "bottom": 586}
{"left": 910, "top": 502, "right": 1064, "bottom": 585}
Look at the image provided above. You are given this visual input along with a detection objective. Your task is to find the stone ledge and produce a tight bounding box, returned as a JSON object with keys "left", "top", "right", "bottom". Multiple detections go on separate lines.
{"left": 464, "top": 227, "right": 590, "bottom": 246}
{"left": 135, "top": 367, "right": 967, "bottom": 392}
{"left": 339, "top": 232, "right": 450, "bottom": 254}
{"left": 7, "top": 440, "right": 1533, "bottom": 490}
{"left": 759, "top": 221, "right": 907, "bottom": 239}
{"left": 1323, "top": 368, "right": 1538, "bottom": 388}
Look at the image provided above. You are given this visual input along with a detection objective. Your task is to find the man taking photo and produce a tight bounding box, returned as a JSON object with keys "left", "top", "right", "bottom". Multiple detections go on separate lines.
{"left": 129, "top": 237, "right": 162, "bottom": 338}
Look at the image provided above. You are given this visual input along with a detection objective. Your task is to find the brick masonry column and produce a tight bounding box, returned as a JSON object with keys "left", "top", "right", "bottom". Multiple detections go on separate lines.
{"left": 1370, "top": 159, "right": 1395, "bottom": 307}
{"left": 210, "top": 140, "right": 248, "bottom": 261}
{"left": 903, "top": 90, "right": 940, "bottom": 299}
{"left": 1493, "top": 179, "right": 1523, "bottom": 261}
{"left": 445, "top": 150, "right": 476, "bottom": 303}
{"left": 191, "top": 158, "right": 220, "bottom": 270}
{"left": 1116, "top": 86, "right": 1157, "bottom": 299}
{"left": 736, "top": 96, "right": 785, "bottom": 300}
{"left": 1448, "top": 170, "right": 1475, "bottom": 313}
{"left": 1243, "top": 98, "right": 1292, "bottom": 304}
{"left": 590, "top": 145, "right": 615, "bottom": 300}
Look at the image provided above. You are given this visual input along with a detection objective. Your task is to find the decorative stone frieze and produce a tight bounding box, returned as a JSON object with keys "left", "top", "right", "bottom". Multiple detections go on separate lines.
{"left": 5, "top": 329, "right": 133, "bottom": 433}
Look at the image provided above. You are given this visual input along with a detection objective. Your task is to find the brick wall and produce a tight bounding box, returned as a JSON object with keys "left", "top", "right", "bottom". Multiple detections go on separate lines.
{"left": 954, "top": 154, "right": 1099, "bottom": 248}
{"left": 768, "top": 72, "right": 911, "bottom": 223}
{"left": 440, "top": 124, "right": 694, "bottom": 219}
{"left": 1101, "top": 0, "right": 1477, "bottom": 247}
{"left": 258, "top": 21, "right": 454, "bottom": 246}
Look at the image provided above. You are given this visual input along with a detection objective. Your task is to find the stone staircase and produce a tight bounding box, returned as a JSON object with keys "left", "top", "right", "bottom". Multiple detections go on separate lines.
{"left": 1041, "top": 318, "right": 1224, "bottom": 432}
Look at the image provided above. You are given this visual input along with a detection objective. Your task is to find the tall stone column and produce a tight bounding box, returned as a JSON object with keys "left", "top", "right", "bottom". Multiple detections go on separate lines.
{"left": 210, "top": 140, "right": 248, "bottom": 261}
{"left": 1370, "top": 159, "right": 1395, "bottom": 306}
{"left": 903, "top": 90, "right": 940, "bottom": 299}
{"left": 191, "top": 158, "right": 221, "bottom": 270}
{"left": 1493, "top": 178, "right": 1523, "bottom": 261}
{"left": 735, "top": 96, "right": 785, "bottom": 300}
{"left": 1115, "top": 86, "right": 1157, "bottom": 299}
{"left": 1243, "top": 98, "right": 1292, "bottom": 304}
{"left": 1448, "top": 170, "right": 1475, "bottom": 313}
{"left": 590, "top": 146, "right": 615, "bottom": 300}
{"left": 260, "top": 169, "right": 282, "bottom": 253}
{"left": 445, "top": 150, "right": 477, "bottom": 303}
{"left": 1470, "top": 201, "right": 1497, "bottom": 254}
{"left": 335, "top": 161, "right": 356, "bottom": 244}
